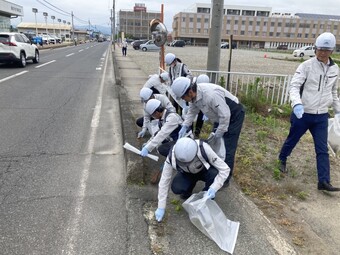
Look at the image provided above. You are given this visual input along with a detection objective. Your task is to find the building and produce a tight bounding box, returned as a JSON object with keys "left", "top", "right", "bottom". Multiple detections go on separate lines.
{"left": 0, "top": 0, "right": 23, "bottom": 32}
{"left": 16, "top": 22, "right": 72, "bottom": 41}
{"left": 172, "top": 3, "right": 340, "bottom": 49}
{"left": 117, "top": 3, "right": 161, "bottom": 40}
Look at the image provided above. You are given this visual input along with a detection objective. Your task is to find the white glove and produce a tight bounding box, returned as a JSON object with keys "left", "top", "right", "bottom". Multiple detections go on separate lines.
{"left": 137, "top": 128, "right": 147, "bottom": 138}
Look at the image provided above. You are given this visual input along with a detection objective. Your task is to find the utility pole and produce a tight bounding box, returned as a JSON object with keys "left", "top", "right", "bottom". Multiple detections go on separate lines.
{"left": 113, "top": 0, "right": 116, "bottom": 49}
{"left": 71, "top": 11, "right": 75, "bottom": 41}
{"left": 206, "top": 0, "right": 224, "bottom": 83}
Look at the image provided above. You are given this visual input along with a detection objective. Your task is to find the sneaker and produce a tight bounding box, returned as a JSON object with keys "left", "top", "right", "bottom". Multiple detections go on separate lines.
{"left": 317, "top": 181, "right": 340, "bottom": 192}
{"left": 279, "top": 160, "right": 287, "bottom": 173}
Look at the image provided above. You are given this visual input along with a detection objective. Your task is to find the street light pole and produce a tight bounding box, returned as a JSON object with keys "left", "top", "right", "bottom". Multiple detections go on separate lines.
{"left": 32, "top": 8, "right": 38, "bottom": 35}
{"left": 43, "top": 12, "right": 48, "bottom": 34}
{"left": 57, "top": 18, "right": 61, "bottom": 37}
{"left": 63, "top": 20, "right": 66, "bottom": 41}
{"left": 51, "top": 15, "right": 55, "bottom": 35}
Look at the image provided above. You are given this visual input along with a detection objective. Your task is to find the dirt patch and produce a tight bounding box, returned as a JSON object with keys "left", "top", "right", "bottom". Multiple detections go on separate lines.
{"left": 233, "top": 112, "right": 340, "bottom": 255}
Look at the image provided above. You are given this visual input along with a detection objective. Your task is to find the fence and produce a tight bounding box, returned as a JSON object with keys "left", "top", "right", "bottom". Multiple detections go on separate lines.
{"left": 191, "top": 69, "right": 292, "bottom": 106}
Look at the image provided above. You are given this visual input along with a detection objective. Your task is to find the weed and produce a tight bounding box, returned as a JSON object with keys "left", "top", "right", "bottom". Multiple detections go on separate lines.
{"left": 296, "top": 191, "right": 308, "bottom": 200}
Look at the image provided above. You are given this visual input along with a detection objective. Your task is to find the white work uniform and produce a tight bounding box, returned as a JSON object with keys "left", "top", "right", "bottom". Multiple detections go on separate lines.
{"left": 144, "top": 109, "right": 182, "bottom": 153}
{"left": 143, "top": 74, "right": 167, "bottom": 95}
{"left": 157, "top": 141, "right": 230, "bottom": 209}
{"left": 141, "top": 94, "right": 176, "bottom": 132}
{"left": 289, "top": 57, "right": 340, "bottom": 114}
{"left": 182, "top": 83, "right": 239, "bottom": 135}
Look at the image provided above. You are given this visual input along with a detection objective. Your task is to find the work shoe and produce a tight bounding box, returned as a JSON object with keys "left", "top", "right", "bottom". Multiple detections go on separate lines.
{"left": 279, "top": 160, "right": 287, "bottom": 173}
{"left": 318, "top": 181, "right": 340, "bottom": 192}
{"left": 150, "top": 171, "right": 162, "bottom": 185}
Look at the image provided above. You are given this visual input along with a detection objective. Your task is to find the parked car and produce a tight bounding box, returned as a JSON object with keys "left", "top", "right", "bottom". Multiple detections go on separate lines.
{"left": 0, "top": 32, "right": 39, "bottom": 67}
{"left": 132, "top": 39, "right": 148, "bottom": 50}
{"left": 277, "top": 44, "right": 288, "bottom": 50}
{"left": 221, "top": 42, "right": 237, "bottom": 49}
{"left": 172, "top": 40, "right": 185, "bottom": 47}
{"left": 293, "top": 46, "right": 315, "bottom": 57}
{"left": 139, "top": 40, "right": 160, "bottom": 51}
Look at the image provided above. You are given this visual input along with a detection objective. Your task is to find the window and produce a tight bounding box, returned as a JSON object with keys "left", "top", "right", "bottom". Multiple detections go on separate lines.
{"left": 242, "top": 20, "right": 246, "bottom": 25}
{"left": 189, "top": 18, "right": 193, "bottom": 22}
{"left": 257, "top": 11, "right": 270, "bottom": 17}
{"left": 234, "top": 20, "right": 238, "bottom": 25}
{"left": 204, "top": 18, "right": 209, "bottom": 23}
{"left": 305, "top": 33, "right": 309, "bottom": 38}
{"left": 262, "top": 32, "right": 267, "bottom": 36}
{"left": 249, "top": 21, "right": 253, "bottom": 26}
{"left": 278, "top": 22, "right": 282, "bottom": 27}
{"left": 182, "top": 17, "right": 185, "bottom": 22}
{"left": 197, "top": 18, "right": 201, "bottom": 23}
{"left": 255, "top": 31, "right": 259, "bottom": 36}
{"left": 227, "top": 9, "right": 240, "bottom": 15}
{"left": 271, "top": 22, "right": 275, "bottom": 26}
{"left": 256, "top": 21, "right": 261, "bottom": 26}
{"left": 240, "top": 31, "right": 245, "bottom": 35}
{"left": 297, "top": 33, "right": 302, "bottom": 38}
{"left": 227, "top": 20, "right": 231, "bottom": 24}
{"left": 276, "top": 32, "right": 281, "bottom": 37}
{"left": 197, "top": 28, "right": 201, "bottom": 33}
{"left": 242, "top": 10, "right": 255, "bottom": 16}
{"left": 197, "top": 7, "right": 210, "bottom": 14}
{"left": 269, "top": 32, "right": 273, "bottom": 36}
{"left": 233, "top": 30, "right": 238, "bottom": 35}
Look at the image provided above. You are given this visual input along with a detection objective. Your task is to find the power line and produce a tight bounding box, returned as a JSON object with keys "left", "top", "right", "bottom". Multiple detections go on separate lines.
{"left": 36, "top": 0, "right": 70, "bottom": 17}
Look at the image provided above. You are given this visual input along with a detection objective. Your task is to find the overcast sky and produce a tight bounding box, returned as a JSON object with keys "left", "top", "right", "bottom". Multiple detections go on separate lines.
{"left": 11, "top": 0, "right": 340, "bottom": 31}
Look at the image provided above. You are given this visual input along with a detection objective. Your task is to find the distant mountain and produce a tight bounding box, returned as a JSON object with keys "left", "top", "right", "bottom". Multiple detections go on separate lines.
{"left": 75, "top": 25, "right": 111, "bottom": 36}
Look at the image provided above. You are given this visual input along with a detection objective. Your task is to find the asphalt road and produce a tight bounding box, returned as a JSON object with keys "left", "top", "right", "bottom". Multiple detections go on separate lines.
{"left": 0, "top": 42, "right": 127, "bottom": 254}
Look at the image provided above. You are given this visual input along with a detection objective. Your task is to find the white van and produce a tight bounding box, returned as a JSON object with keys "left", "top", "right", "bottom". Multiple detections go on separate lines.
{"left": 292, "top": 46, "right": 315, "bottom": 57}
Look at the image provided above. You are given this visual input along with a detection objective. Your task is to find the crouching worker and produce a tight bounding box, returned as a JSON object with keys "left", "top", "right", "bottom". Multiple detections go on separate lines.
{"left": 137, "top": 87, "right": 175, "bottom": 138}
{"left": 154, "top": 137, "right": 230, "bottom": 222}
{"left": 139, "top": 99, "right": 183, "bottom": 158}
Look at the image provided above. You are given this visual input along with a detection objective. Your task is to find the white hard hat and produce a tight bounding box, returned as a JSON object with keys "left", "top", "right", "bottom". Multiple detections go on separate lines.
{"left": 160, "top": 72, "right": 169, "bottom": 81}
{"left": 165, "top": 53, "right": 176, "bottom": 66}
{"left": 140, "top": 87, "right": 153, "bottom": 102}
{"left": 174, "top": 137, "right": 198, "bottom": 163}
{"left": 315, "top": 32, "right": 336, "bottom": 50}
{"left": 196, "top": 74, "right": 210, "bottom": 84}
{"left": 171, "top": 77, "right": 191, "bottom": 99}
{"left": 145, "top": 98, "right": 161, "bottom": 115}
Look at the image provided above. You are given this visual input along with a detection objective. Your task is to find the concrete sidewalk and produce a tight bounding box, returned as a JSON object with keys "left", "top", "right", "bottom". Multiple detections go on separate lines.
{"left": 112, "top": 48, "right": 296, "bottom": 255}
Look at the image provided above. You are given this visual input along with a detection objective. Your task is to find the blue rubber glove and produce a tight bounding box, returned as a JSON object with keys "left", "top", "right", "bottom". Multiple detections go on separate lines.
{"left": 137, "top": 129, "right": 146, "bottom": 138}
{"left": 206, "top": 187, "right": 216, "bottom": 199}
{"left": 293, "top": 104, "right": 304, "bottom": 119}
{"left": 140, "top": 147, "right": 149, "bottom": 157}
{"left": 178, "top": 125, "right": 188, "bottom": 138}
{"left": 155, "top": 208, "right": 165, "bottom": 222}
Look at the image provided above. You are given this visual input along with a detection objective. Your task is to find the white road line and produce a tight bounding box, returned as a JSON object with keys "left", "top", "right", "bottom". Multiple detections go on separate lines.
{"left": 66, "top": 53, "right": 74, "bottom": 57}
{"left": 78, "top": 49, "right": 84, "bottom": 52}
{"left": 0, "top": 71, "right": 28, "bottom": 83}
{"left": 64, "top": 47, "right": 109, "bottom": 254}
{"left": 35, "top": 60, "right": 56, "bottom": 68}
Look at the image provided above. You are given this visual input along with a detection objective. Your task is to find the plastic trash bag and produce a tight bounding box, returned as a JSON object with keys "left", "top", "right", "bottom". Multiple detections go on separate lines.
{"left": 328, "top": 115, "right": 340, "bottom": 153}
{"left": 182, "top": 191, "right": 239, "bottom": 254}
{"left": 208, "top": 137, "right": 226, "bottom": 161}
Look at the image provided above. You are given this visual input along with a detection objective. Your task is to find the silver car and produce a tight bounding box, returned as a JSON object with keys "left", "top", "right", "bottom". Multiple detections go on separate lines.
{"left": 139, "top": 40, "right": 160, "bottom": 51}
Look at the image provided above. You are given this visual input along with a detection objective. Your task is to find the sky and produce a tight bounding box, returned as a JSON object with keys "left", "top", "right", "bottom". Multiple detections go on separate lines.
{"left": 11, "top": 0, "right": 340, "bottom": 32}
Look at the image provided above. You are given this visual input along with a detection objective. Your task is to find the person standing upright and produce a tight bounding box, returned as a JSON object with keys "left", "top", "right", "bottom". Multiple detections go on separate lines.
{"left": 122, "top": 39, "right": 128, "bottom": 56}
{"left": 278, "top": 32, "right": 340, "bottom": 192}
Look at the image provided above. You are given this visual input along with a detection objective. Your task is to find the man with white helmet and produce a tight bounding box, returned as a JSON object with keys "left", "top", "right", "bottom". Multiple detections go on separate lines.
{"left": 278, "top": 32, "right": 340, "bottom": 192}
{"left": 171, "top": 76, "right": 245, "bottom": 185}
{"left": 154, "top": 137, "right": 230, "bottom": 222}
{"left": 139, "top": 99, "right": 183, "bottom": 158}
{"left": 143, "top": 72, "right": 169, "bottom": 95}
{"left": 136, "top": 87, "right": 175, "bottom": 138}
{"left": 165, "top": 53, "right": 193, "bottom": 84}
{"left": 196, "top": 74, "right": 210, "bottom": 84}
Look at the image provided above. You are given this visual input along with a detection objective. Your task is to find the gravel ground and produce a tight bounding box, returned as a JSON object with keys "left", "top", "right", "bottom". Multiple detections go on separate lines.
{"left": 125, "top": 45, "right": 301, "bottom": 76}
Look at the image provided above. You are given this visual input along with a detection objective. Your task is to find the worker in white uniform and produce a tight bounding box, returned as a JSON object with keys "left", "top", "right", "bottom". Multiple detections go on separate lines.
{"left": 137, "top": 88, "right": 175, "bottom": 138}
{"left": 139, "top": 99, "right": 183, "bottom": 157}
{"left": 154, "top": 137, "right": 230, "bottom": 222}
{"left": 143, "top": 72, "right": 169, "bottom": 95}
{"left": 171, "top": 77, "right": 245, "bottom": 185}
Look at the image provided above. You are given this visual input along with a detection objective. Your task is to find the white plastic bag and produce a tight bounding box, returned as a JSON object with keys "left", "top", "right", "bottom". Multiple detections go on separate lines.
{"left": 182, "top": 191, "right": 239, "bottom": 254}
{"left": 208, "top": 137, "right": 226, "bottom": 161}
{"left": 328, "top": 115, "right": 340, "bottom": 153}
